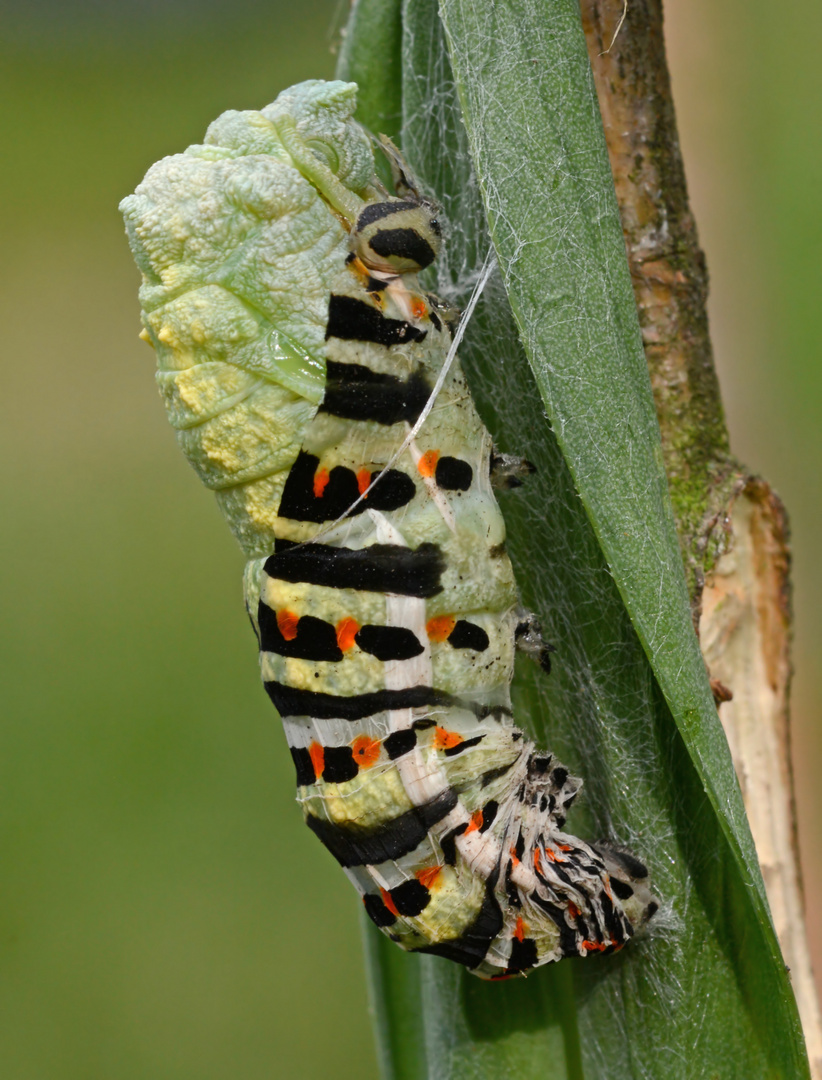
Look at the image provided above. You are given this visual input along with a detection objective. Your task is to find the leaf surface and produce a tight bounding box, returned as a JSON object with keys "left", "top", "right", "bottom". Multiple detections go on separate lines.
{"left": 341, "top": 2, "right": 809, "bottom": 1076}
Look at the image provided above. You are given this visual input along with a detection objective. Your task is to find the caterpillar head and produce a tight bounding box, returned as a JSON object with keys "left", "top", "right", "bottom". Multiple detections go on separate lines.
{"left": 351, "top": 198, "right": 442, "bottom": 275}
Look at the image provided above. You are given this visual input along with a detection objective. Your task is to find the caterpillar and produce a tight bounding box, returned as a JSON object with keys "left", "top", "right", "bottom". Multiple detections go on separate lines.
{"left": 120, "top": 79, "right": 657, "bottom": 979}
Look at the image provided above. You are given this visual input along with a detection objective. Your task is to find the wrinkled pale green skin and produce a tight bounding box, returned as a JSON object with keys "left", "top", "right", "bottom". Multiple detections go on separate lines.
{"left": 120, "top": 80, "right": 378, "bottom": 557}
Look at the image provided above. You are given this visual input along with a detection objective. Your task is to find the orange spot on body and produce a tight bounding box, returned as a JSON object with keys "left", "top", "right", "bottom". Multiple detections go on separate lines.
{"left": 380, "top": 888, "right": 400, "bottom": 919}
{"left": 433, "top": 726, "right": 464, "bottom": 751}
{"left": 308, "top": 741, "right": 325, "bottom": 780}
{"left": 558, "top": 843, "right": 573, "bottom": 852}
{"left": 514, "top": 916, "right": 528, "bottom": 942}
{"left": 545, "top": 848, "right": 565, "bottom": 863}
{"left": 426, "top": 615, "right": 456, "bottom": 643}
{"left": 567, "top": 902, "right": 581, "bottom": 920}
{"left": 509, "top": 845, "right": 521, "bottom": 868}
{"left": 351, "top": 735, "right": 380, "bottom": 769}
{"left": 417, "top": 449, "right": 440, "bottom": 478}
{"left": 313, "top": 468, "right": 330, "bottom": 498}
{"left": 415, "top": 865, "right": 442, "bottom": 890}
{"left": 356, "top": 468, "right": 371, "bottom": 496}
{"left": 336, "top": 617, "right": 359, "bottom": 651}
{"left": 465, "top": 809, "right": 484, "bottom": 835}
{"left": 533, "top": 848, "right": 543, "bottom": 876}
{"left": 276, "top": 610, "right": 299, "bottom": 641}
{"left": 411, "top": 297, "right": 428, "bottom": 321}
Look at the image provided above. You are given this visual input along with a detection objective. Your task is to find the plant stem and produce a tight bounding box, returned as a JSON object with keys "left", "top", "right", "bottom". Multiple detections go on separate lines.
{"left": 580, "top": 2, "right": 822, "bottom": 1070}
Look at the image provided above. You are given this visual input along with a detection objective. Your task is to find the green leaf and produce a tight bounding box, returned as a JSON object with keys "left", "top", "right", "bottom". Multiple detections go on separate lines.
{"left": 340, "top": 1, "right": 809, "bottom": 1076}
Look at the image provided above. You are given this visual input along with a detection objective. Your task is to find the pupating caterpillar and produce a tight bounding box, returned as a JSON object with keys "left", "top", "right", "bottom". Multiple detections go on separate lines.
{"left": 120, "top": 79, "right": 656, "bottom": 979}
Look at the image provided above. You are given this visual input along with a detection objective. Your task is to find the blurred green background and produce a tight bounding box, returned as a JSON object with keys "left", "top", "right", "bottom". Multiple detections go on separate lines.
{"left": 1, "top": 1, "right": 818, "bottom": 1077}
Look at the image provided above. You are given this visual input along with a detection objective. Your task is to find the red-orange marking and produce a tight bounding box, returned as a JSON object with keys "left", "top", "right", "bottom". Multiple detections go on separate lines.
{"left": 581, "top": 940, "right": 607, "bottom": 953}
{"left": 545, "top": 847, "right": 565, "bottom": 863}
{"left": 356, "top": 468, "right": 371, "bottom": 496}
{"left": 558, "top": 843, "right": 573, "bottom": 852}
{"left": 426, "top": 615, "right": 456, "bottom": 643}
{"left": 417, "top": 449, "right": 440, "bottom": 477}
{"left": 351, "top": 734, "right": 381, "bottom": 769}
{"left": 313, "top": 467, "right": 330, "bottom": 498}
{"left": 380, "top": 888, "right": 400, "bottom": 919}
{"left": 567, "top": 902, "right": 581, "bottom": 920}
{"left": 514, "top": 916, "right": 528, "bottom": 942}
{"left": 276, "top": 610, "right": 299, "bottom": 642}
{"left": 415, "top": 865, "right": 443, "bottom": 890}
{"left": 411, "top": 297, "right": 428, "bottom": 321}
{"left": 308, "top": 741, "right": 325, "bottom": 780}
{"left": 509, "top": 844, "right": 521, "bottom": 869}
{"left": 533, "top": 848, "right": 543, "bottom": 876}
{"left": 433, "top": 726, "right": 463, "bottom": 751}
{"left": 465, "top": 808, "right": 484, "bottom": 835}
{"left": 335, "top": 617, "right": 359, "bottom": 651}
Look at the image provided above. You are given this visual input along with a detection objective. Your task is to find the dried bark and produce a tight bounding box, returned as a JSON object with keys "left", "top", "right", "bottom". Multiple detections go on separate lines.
{"left": 580, "top": 1, "right": 822, "bottom": 1072}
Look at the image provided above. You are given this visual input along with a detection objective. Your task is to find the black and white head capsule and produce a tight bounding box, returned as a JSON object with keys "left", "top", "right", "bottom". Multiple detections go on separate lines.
{"left": 351, "top": 198, "right": 442, "bottom": 275}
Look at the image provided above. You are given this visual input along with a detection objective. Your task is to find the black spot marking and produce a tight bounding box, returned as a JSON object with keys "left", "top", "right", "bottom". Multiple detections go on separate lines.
{"left": 531, "top": 756, "right": 553, "bottom": 774}
{"left": 442, "top": 734, "right": 485, "bottom": 757}
{"left": 321, "top": 745, "right": 359, "bottom": 784}
{"left": 478, "top": 801, "right": 498, "bottom": 832}
{"left": 265, "top": 538, "right": 445, "bottom": 598}
{"left": 278, "top": 451, "right": 359, "bottom": 523}
{"left": 383, "top": 728, "right": 417, "bottom": 760}
{"left": 356, "top": 200, "right": 418, "bottom": 229}
{"left": 610, "top": 878, "right": 635, "bottom": 901}
{"left": 354, "top": 624, "right": 424, "bottom": 662}
{"left": 363, "top": 893, "right": 397, "bottom": 928}
{"left": 428, "top": 309, "right": 442, "bottom": 332}
{"left": 289, "top": 746, "right": 314, "bottom": 787}
{"left": 507, "top": 936, "right": 539, "bottom": 975}
{"left": 305, "top": 788, "right": 458, "bottom": 867}
{"left": 434, "top": 456, "right": 473, "bottom": 491}
{"left": 265, "top": 681, "right": 455, "bottom": 721}
{"left": 258, "top": 604, "right": 342, "bottom": 662}
{"left": 366, "top": 469, "right": 417, "bottom": 511}
{"left": 551, "top": 767, "right": 568, "bottom": 788}
{"left": 596, "top": 846, "right": 649, "bottom": 881}
{"left": 447, "top": 620, "right": 490, "bottom": 652}
{"left": 440, "top": 823, "right": 468, "bottom": 866}
{"left": 369, "top": 227, "right": 436, "bottom": 269}
{"left": 326, "top": 296, "right": 427, "bottom": 349}
{"left": 387, "top": 879, "right": 430, "bottom": 917}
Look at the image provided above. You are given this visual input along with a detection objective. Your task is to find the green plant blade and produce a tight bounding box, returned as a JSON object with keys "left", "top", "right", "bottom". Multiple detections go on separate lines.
{"left": 340, "top": 1, "right": 809, "bottom": 1076}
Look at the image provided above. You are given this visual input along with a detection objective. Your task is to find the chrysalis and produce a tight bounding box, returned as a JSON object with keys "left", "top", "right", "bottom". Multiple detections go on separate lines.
{"left": 120, "top": 79, "right": 656, "bottom": 979}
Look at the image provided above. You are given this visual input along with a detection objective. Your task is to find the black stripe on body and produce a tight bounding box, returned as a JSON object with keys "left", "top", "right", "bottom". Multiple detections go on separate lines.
{"left": 435, "top": 456, "right": 473, "bottom": 491}
{"left": 478, "top": 800, "right": 498, "bottom": 832}
{"left": 264, "top": 539, "right": 445, "bottom": 598}
{"left": 278, "top": 451, "right": 415, "bottom": 523}
{"left": 305, "top": 788, "right": 458, "bottom": 867}
{"left": 320, "top": 360, "right": 430, "bottom": 425}
{"left": 265, "top": 681, "right": 455, "bottom": 720}
{"left": 325, "top": 296, "right": 427, "bottom": 348}
{"left": 414, "top": 869, "right": 503, "bottom": 970}
{"left": 356, "top": 200, "right": 418, "bottom": 229}
{"left": 440, "top": 823, "right": 467, "bottom": 866}
{"left": 530, "top": 894, "right": 580, "bottom": 956}
{"left": 354, "top": 624, "right": 424, "bottom": 662}
{"left": 368, "top": 228, "right": 436, "bottom": 270}
{"left": 448, "top": 621, "right": 490, "bottom": 652}
{"left": 258, "top": 605, "right": 342, "bottom": 662}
